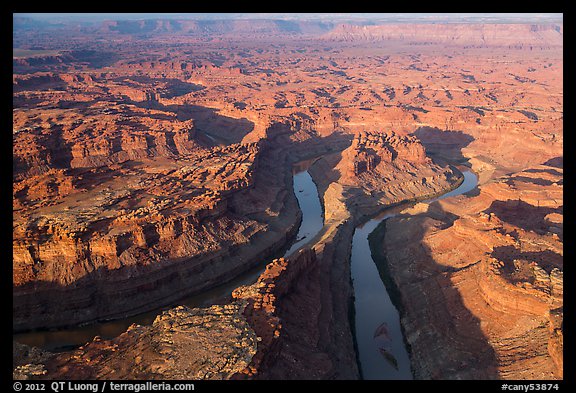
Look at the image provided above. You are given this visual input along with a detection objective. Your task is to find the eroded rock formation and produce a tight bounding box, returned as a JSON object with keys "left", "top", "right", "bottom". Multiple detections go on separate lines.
{"left": 13, "top": 15, "right": 563, "bottom": 381}
{"left": 325, "top": 23, "right": 563, "bottom": 48}
{"left": 376, "top": 164, "right": 563, "bottom": 379}
{"left": 13, "top": 98, "right": 307, "bottom": 330}
{"left": 335, "top": 130, "right": 460, "bottom": 212}
{"left": 14, "top": 304, "right": 258, "bottom": 380}
{"left": 14, "top": 248, "right": 357, "bottom": 380}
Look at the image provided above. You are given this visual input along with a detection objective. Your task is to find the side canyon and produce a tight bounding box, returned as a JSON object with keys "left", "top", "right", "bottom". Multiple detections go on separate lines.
{"left": 13, "top": 15, "right": 563, "bottom": 381}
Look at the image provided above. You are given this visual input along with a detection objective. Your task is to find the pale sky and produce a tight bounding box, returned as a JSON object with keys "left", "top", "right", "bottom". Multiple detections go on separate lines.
{"left": 14, "top": 13, "right": 563, "bottom": 24}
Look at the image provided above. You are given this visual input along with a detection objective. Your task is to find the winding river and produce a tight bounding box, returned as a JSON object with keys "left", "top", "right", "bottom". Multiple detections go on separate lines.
{"left": 13, "top": 160, "right": 324, "bottom": 352}
{"left": 14, "top": 161, "right": 478, "bottom": 380}
{"left": 351, "top": 170, "right": 478, "bottom": 380}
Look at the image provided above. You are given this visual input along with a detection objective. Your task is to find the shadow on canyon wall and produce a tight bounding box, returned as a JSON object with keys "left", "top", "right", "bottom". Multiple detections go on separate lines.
{"left": 372, "top": 201, "right": 500, "bottom": 379}
{"left": 126, "top": 99, "right": 256, "bottom": 146}
{"left": 412, "top": 126, "right": 475, "bottom": 166}
{"left": 542, "top": 156, "right": 563, "bottom": 169}
{"left": 49, "top": 126, "right": 74, "bottom": 169}
{"left": 523, "top": 167, "right": 563, "bottom": 177}
{"left": 167, "top": 104, "right": 255, "bottom": 145}
{"left": 412, "top": 126, "right": 478, "bottom": 196}
{"left": 13, "top": 126, "right": 352, "bottom": 337}
{"left": 483, "top": 199, "right": 562, "bottom": 236}
{"left": 507, "top": 176, "right": 555, "bottom": 187}
{"left": 288, "top": 131, "right": 353, "bottom": 162}
{"left": 491, "top": 245, "right": 563, "bottom": 275}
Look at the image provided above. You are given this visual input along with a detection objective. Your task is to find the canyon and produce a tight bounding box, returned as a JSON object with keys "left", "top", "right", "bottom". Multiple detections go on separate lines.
{"left": 13, "top": 15, "right": 562, "bottom": 381}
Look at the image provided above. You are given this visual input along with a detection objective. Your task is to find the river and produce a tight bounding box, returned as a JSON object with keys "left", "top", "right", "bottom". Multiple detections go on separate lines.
{"left": 351, "top": 170, "right": 478, "bottom": 380}
{"left": 13, "top": 161, "right": 324, "bottom": 352}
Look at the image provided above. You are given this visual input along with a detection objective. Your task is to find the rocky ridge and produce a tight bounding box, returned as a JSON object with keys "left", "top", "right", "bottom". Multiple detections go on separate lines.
{"left": 376, "top": 164, "right": 563, "bottom": 379}
{"left": 13, "top": 22, "right": 562, "bottom": 380}
{"left": 13, "top": 106, "right": 308, "bottom": 330}
{"left": 333, "top": 130, "right": 460, "bottom": 217}
{"left": 325, "top": 23, "right": 563, "bottom": 48}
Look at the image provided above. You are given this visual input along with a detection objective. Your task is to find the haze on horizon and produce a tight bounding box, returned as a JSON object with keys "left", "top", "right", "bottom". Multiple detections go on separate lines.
{"left": 14, "top": 12, "right": 563, "bottom": 24}
{"left": 12, "top": 6, "right": 564, "bottom": 381}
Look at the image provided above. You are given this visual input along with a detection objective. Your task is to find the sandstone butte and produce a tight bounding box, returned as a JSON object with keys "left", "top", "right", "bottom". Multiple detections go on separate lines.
{"left": 13, "top": 18, "right": 562, "bottom": 380}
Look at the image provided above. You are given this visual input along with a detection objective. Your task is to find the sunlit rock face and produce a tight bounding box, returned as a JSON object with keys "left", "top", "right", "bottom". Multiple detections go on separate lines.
{"left": 13, "top": 15, "right": 562, "bottom": 380}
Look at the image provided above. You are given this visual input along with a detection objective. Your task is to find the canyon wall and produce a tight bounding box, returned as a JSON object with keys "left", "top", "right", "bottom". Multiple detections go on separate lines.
{"left": 13, "top": 18, "right": 562, "bottom": 380}
{"left": 325, "top": 23, "right": 563, "bottom": 48}
{"left": 13, "top": 110, "right": 306, "bottom": 330}
{"left": 377, "top": 164, "right": 563, "bottom": 379}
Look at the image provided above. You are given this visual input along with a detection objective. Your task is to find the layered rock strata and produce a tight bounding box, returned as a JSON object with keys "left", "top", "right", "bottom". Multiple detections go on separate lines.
{"left": 332, "top": 130, "right": 461, "bottom": 217}
{"left": 375, "top": 164, "right": 563, "bottom": 379}
{"left": 13, "top": 19, "right": 562, "bottom": 381}
{"left": 14, "top": 248, "right": 358, "bottom": 380}
{"left": 14, "top": 127, "right": 462, "bottom": 380}
{"left": 13, "top": 116, "right": 305, "bottom": 330}
{"left": 325, "top": 23, "right": 563, "bottom": 48}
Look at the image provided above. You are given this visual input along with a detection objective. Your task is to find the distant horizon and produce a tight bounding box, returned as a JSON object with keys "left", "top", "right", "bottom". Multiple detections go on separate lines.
{"left": 14, "top": 13, "right": 563, "bottom": 24}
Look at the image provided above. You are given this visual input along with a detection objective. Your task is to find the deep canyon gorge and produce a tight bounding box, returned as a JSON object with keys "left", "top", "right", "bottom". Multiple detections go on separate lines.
{"left": 13, "top": 14, "right": 563, "bottom": 381}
